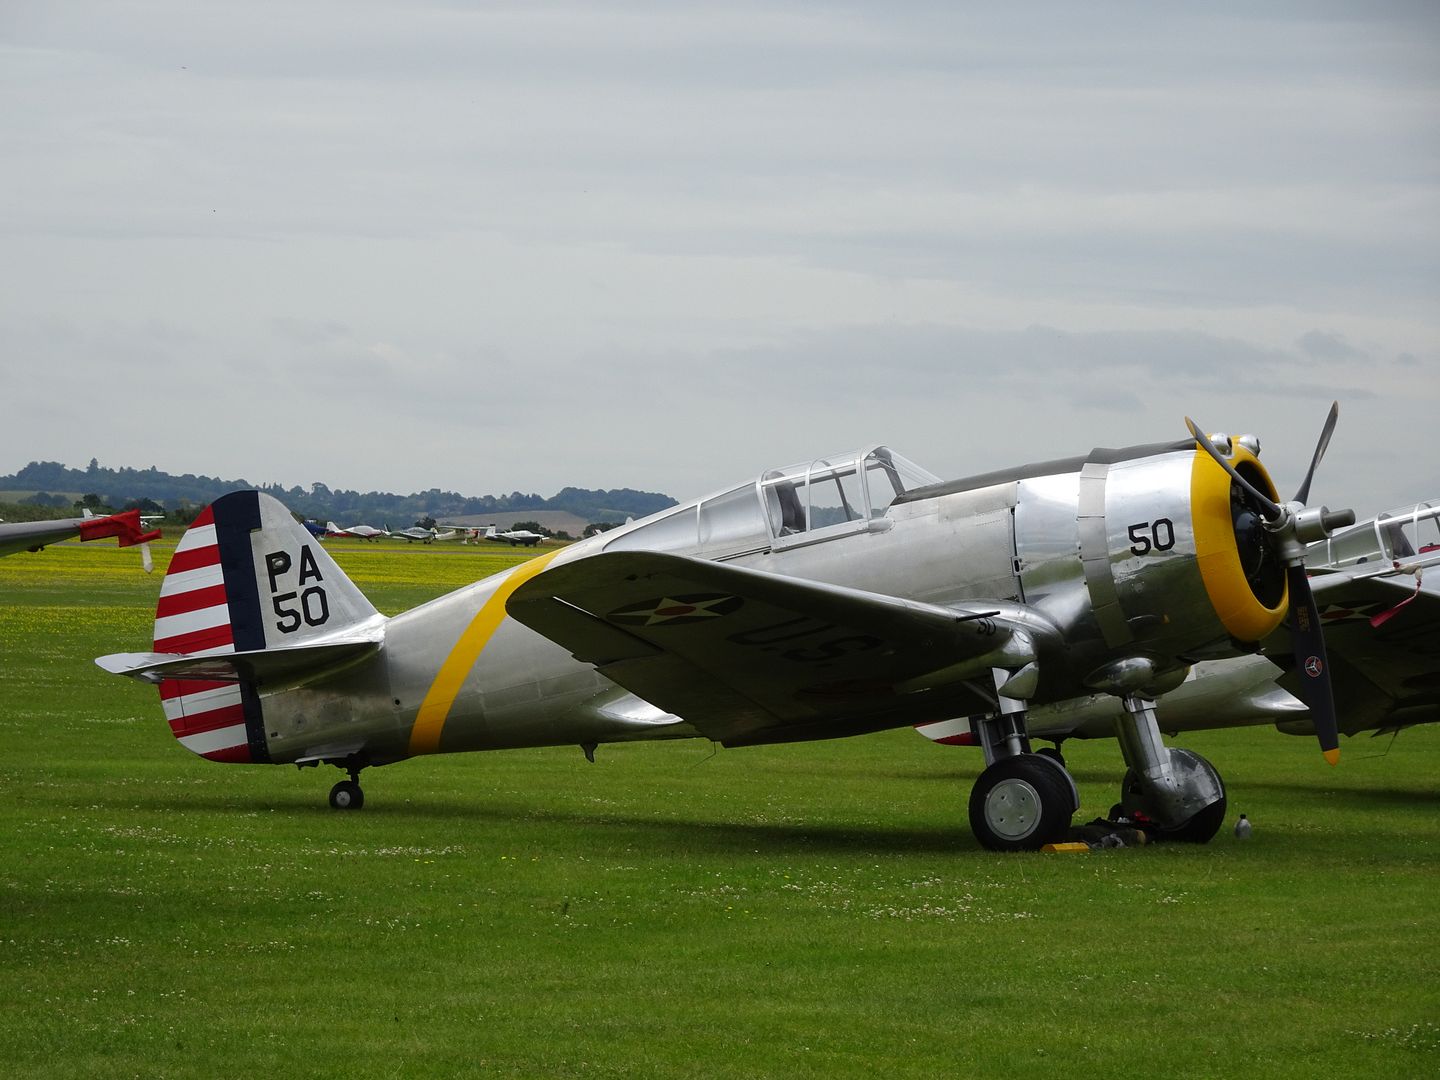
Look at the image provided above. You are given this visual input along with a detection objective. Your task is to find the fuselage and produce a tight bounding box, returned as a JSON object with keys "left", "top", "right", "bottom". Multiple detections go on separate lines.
{"left": 256, "top": 440, "right": 1282, "bottom": 769}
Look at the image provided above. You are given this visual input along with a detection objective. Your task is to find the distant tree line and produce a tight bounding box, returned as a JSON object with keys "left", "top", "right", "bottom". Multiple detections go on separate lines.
{"left": 0, "top": 459, "right": 676, "bottom": 525}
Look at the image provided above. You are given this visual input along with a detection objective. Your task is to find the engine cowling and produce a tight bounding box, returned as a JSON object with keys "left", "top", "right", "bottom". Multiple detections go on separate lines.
{"left": 1013, "top": 437, "right": 1288, "bottom": 698}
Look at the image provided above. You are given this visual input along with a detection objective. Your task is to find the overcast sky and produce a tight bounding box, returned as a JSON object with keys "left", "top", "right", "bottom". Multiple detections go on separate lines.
{"left": 2, "top": 1, "right": 1437, "bottom": 516}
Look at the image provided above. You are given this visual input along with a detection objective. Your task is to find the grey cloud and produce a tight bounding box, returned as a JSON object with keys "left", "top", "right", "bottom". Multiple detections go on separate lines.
{"left": 702, "top": 324, "right": 1366, "bottom": 403}
{"left": 270, "top": 318, "right": 353, "bottom": 346}
{"left": 0, "top": 2, "right": 1435, "bottom": 512}
{"left": 1297, "top": 330, "right": 1367, "bottom": 363}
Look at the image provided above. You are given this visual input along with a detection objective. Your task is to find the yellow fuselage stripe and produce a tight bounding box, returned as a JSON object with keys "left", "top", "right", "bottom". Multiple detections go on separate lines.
{"left": 408, "top": 550, "right": 562, "bottom": 756}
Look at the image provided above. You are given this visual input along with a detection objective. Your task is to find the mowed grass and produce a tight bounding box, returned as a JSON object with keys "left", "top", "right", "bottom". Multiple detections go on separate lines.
{"left": 2, "top": 541, "right": 1438, "bottom": 1079}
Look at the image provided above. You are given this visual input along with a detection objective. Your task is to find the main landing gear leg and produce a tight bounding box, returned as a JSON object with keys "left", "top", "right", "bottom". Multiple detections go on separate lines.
{"left": 1111, "top": 695, "right": 1226, "bottom": 843}
{"left": 328, "top": 761, "right": 366, "bottom": 811}
{"left": 966, "top": 671, "right": 1079, "bottom": 851}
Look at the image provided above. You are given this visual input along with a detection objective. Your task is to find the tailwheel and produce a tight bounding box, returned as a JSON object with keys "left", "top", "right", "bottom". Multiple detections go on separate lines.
{"left": 329, "top": 779, "right": 364, "bottom": 810}
{"left": 968, "top": 753, "right": 1076, "bottom": 852}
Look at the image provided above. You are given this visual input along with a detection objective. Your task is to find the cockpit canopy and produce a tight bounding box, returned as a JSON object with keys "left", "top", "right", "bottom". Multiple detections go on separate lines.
{"left": 1305, "top": 500, "right": 1440, "bottom": 569}
{"left": 604, "top": 446, "right": 940, "bottom": 558}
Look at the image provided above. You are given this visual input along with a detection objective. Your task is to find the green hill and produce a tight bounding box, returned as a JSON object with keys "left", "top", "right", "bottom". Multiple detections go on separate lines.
{"left": 0, "top": 459, "right": 676, "bottom": 527}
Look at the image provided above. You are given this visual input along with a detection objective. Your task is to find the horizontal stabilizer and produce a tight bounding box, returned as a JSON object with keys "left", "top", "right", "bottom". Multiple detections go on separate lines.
{"left": 96, "top": 634, "right": 382, "bottom": 686}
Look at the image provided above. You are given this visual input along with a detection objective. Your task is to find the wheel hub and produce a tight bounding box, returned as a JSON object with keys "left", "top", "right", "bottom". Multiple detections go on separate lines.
{"left": 983, "top": 778, "right": 1041, "bottom": 841}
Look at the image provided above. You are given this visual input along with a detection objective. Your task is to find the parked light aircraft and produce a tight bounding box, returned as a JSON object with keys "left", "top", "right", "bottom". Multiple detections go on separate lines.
{"left": 1, "top": 508, "right": 161, "bottom": 567}
{"left": 481, "top": 525, "right": 547, "bottom": 547}
{"left": 388, "top": 526, "right": 438, "bottom": 543}
{"left": 325, "top": 521, "right": 386, "bottom": 541}
{"left": 919, "top": 498, "right": 1440, "bottom": 753}
{"left": 97, "top": 411, "right": 1356, "bottom": 850}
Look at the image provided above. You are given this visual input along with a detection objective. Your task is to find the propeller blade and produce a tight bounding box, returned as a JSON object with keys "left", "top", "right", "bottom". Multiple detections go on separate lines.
{"left": 1184, "top": 417, "right": 1284, "bottom": 521}
{"left": 1292, "top": 400, "right": 1340, "bottom": 505}
{"left": 1285, "top": 563, "right": 1340, "bottom": 765}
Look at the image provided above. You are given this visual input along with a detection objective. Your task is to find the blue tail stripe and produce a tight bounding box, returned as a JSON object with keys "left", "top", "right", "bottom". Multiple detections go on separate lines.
{"left": 212, "top": 491, "right": 267, "bottom": 653}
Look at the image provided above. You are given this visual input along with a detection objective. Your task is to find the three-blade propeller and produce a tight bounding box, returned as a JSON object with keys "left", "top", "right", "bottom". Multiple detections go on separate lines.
{"left": 1185, "top": 404, "right": 1354, "bottom": 766}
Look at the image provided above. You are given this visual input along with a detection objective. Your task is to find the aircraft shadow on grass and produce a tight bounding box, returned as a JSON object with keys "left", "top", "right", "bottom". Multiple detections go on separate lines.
{"left": 128, "top": 794, "right": 976, "bottom": 855}
{"left": 1236, "top": 779, "right": 1440, "bottom": 808}
{"left": 124, "top": 770, "right": 1439, "bottom": 854}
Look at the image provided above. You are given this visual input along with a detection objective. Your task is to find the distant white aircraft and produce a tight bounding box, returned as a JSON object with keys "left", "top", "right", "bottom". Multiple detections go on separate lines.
{"left": 326, "top": 521, "right": 386, "bottom": 541}
{"left": 481, "top": 525, "right": 546, "bottom": 547}
{"left": 388, "top": 526, "right": 437, "bottom": 543}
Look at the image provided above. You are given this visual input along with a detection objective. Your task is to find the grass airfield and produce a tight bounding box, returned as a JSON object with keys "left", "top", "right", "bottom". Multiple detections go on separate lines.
{"left": 2, "top": 539, "right": 1438, "bottom": 1079}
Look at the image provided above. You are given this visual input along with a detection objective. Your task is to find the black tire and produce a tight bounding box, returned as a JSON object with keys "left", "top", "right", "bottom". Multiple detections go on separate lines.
{"left": 968, "top": 753, "right": 1075, "bottom": 852}
{"left": 1156, "top": 796, "right": 1227, "bottom": 844}
{"left": 1036, "top": 745, "right": 1066, "bottom": 769}
{"left": 329, "top": 779, "right": 364, "bottom": 810}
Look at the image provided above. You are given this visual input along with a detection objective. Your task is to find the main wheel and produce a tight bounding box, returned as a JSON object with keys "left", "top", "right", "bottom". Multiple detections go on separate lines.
{"left": 1118, "top": 748, "right": 1226, "bottom": 843}
{"left": 968, "top": 754, "right": 1075, "bottom": 852}
{"left": 329, "top": 779, "right": 364, "bottom": 810}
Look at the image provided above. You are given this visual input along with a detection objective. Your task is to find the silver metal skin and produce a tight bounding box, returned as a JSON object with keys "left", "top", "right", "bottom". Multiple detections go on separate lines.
{"left": 265, "top": 563, "right": 691, "bottom": 768}
{"left": 98, "top": 439, "right": 1345, "bottom": 849}
{"left": 1020, "top": 654, "right": 1305, "bottom": 740}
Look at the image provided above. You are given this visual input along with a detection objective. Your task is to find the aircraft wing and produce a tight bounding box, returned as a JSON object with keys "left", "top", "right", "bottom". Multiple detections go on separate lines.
{"left": 506, "top": 551, "right": 1035, "bottom": 745}
{"left": 0, "top": 519, "right": 88, "bottom": 558}
{"left": 1268, "top": 565, "right": 1440, "bottom": 734}
{"left": 0, "top": 509, "right": 161, "bottom": 560}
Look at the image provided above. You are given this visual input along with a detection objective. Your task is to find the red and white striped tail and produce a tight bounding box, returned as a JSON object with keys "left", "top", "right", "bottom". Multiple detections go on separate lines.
{"left": 155, "top": 506, "right": 233, "bottom": 655}
{"left": 97, "top": 491, "right": 383, "bottom": 765}
{"left": 161, "top": 679, "right": 254, "bottom": 763}
{"left": 153, "top": 504, "right": 259, "bottom": 763}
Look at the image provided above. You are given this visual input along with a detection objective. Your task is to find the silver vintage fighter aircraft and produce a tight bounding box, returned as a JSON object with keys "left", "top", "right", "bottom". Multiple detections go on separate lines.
{"left": 97, "top": 412, "right": 1355, "bottom": 850}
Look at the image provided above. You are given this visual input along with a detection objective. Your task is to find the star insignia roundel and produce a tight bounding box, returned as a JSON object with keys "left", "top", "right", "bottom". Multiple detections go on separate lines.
{"left": 608, "top": 593, "right": 743, "bottom": 627}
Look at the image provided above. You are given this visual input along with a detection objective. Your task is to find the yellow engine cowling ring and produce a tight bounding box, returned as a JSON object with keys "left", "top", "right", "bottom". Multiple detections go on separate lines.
{"left": 1189, "top": 440, "right": 1288, "bottom": 645}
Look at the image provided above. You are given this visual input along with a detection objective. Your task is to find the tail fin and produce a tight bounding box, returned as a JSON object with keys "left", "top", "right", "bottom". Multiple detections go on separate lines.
{"left": 156, "top": 491, "right": 379, "bottom": 655}
{"left": 98, "top": 491, "right": 384, "bottom": 763}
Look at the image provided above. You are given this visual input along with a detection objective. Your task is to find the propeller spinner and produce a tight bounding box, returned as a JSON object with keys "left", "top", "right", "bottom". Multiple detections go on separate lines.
{"left": 1185, "top": 404, "right": 1355, "bottom": 765}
